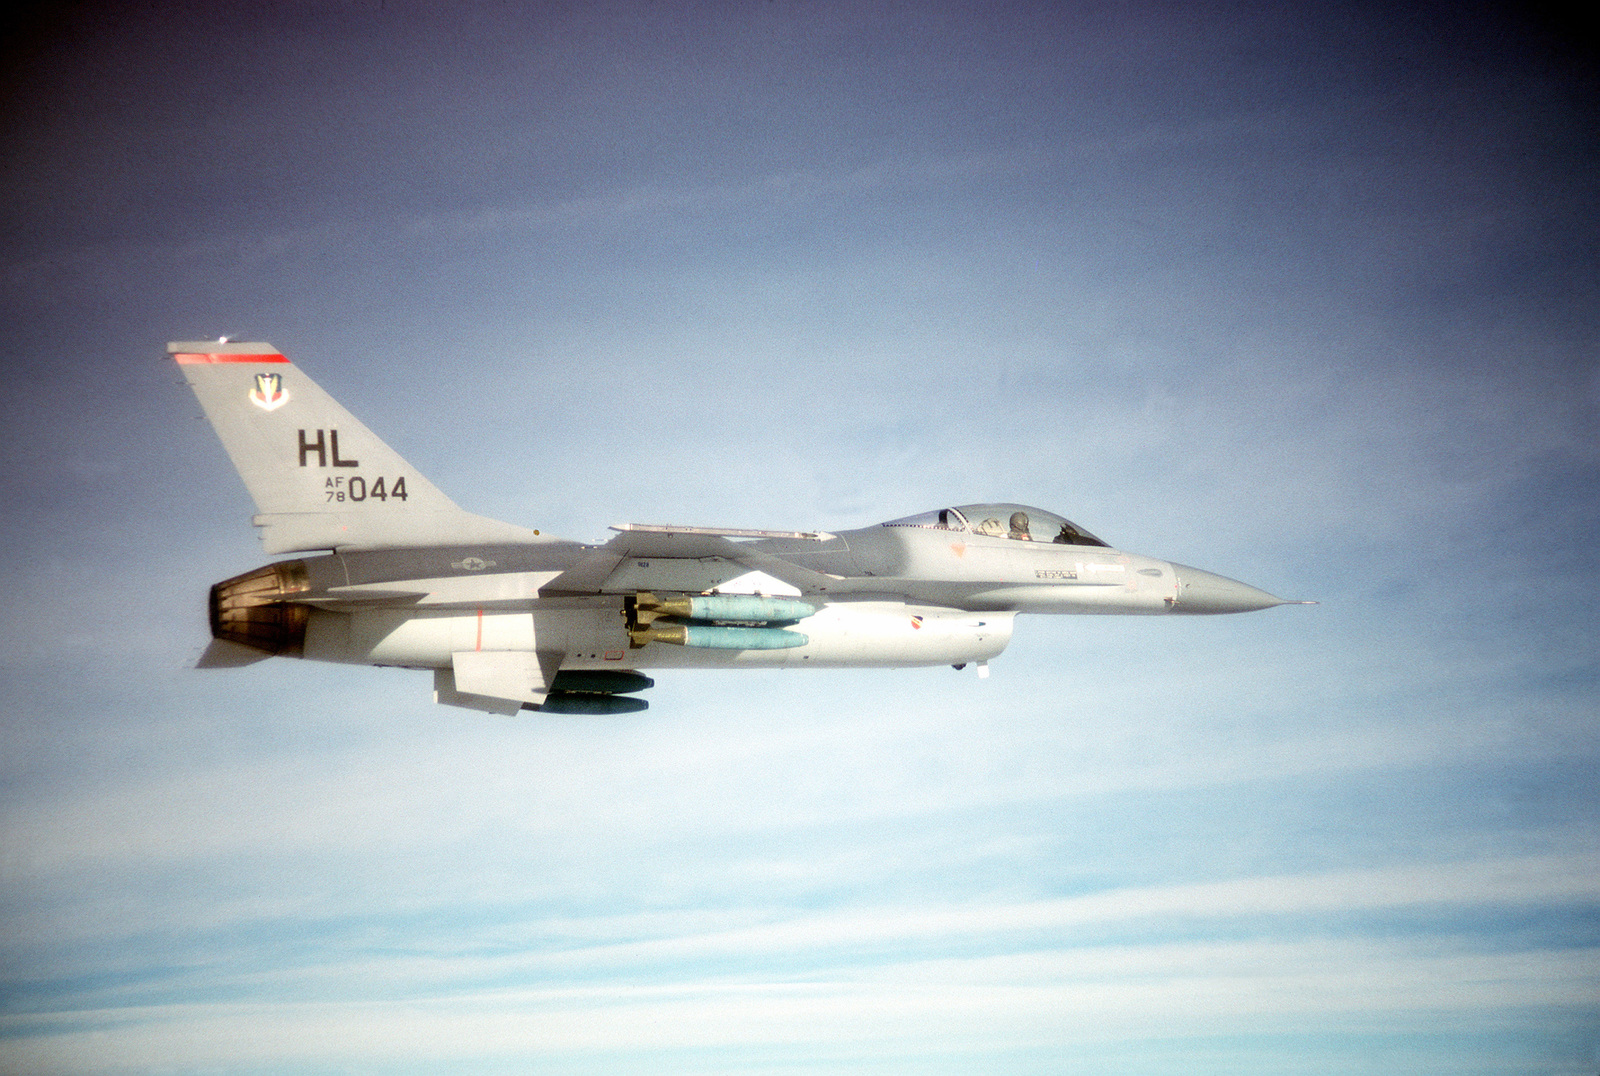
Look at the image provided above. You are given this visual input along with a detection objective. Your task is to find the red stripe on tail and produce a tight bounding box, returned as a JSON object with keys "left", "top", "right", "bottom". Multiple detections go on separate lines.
{"left": 174, "top": 353, "right": 288, "bottom": 364}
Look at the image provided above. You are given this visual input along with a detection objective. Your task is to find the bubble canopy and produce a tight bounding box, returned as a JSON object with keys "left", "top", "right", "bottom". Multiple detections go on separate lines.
{"left": 880, "top": 504, "right": 1109, "bottom": 546}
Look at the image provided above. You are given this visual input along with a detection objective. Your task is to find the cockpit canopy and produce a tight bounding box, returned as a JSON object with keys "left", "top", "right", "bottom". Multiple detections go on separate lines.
{"left": 881, "top": 504, "right": 1109, "bottom": 547}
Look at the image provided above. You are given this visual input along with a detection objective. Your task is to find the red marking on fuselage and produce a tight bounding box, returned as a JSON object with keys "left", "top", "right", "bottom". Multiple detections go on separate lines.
{"left": 174, "top": 353, "right": 288, "bottom": 364}
{"left": 475, "top": 608, "right": 484, "bottom": 651}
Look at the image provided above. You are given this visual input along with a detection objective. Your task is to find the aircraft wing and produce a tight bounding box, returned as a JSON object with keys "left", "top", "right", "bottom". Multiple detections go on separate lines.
{"left": 539, "top": 526, "right": 843, "bottom": 598}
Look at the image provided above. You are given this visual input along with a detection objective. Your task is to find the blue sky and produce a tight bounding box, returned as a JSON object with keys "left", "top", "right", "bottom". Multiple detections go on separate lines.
{"left": 1, "top": 1, "right": 1597, "bottom": 1073}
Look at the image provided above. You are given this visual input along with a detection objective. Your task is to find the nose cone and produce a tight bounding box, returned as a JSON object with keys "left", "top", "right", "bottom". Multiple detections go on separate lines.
{"left": 1168, "top": 563, "right": 1285, "bottom": 614}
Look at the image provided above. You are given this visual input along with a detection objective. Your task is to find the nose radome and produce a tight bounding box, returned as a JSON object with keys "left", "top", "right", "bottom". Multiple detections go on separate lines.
{"left": 1168, "top": 563, "right": 1285, "bottom": 614}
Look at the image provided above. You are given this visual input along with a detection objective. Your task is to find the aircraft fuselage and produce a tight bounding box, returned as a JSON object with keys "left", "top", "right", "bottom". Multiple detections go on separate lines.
{"left": 175, "top": 340, "right": 1302, "bottom": 713}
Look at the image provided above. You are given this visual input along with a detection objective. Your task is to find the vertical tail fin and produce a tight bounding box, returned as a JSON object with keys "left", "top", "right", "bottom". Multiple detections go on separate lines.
{"left": 171, "top": 340, "right": 543, "bottom": 553}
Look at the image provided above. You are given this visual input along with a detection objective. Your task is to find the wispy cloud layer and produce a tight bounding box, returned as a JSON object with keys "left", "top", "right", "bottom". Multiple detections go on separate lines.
{"left": 7, "top": 854, "right": 1598, "bottom": 1071}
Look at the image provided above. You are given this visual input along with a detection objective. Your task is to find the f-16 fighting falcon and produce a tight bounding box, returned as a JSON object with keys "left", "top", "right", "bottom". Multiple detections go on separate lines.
{"left": 174, "top": 340, "right": 1307, "bottom": 715}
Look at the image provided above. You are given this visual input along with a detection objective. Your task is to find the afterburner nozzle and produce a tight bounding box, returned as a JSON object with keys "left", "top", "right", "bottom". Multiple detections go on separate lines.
{"left": 209, "top": 560, "right": 312, "bottom": 654}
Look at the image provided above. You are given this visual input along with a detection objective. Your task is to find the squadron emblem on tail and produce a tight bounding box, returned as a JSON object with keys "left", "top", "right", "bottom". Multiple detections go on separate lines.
{"left": 250, "top": 372, "right": 289, "bottom": 411}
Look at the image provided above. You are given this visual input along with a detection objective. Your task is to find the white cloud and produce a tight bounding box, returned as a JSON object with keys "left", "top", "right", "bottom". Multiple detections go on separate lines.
{"left": 7, "top": 934, "right": 1595, "bottom": 1073}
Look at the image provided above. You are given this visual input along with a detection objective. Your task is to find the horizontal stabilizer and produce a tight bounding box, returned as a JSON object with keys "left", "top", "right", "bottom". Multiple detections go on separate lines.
{"left": 195, "top": 638, "right": 274, "bottom": 668}
{"left": 301, "top": 586, "right": 430, "bottom": 606}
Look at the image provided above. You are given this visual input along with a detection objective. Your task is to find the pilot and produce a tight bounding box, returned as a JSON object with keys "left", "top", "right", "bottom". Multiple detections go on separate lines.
{"left": 1009, "top": 511, "right": 1033, "bottom": 541}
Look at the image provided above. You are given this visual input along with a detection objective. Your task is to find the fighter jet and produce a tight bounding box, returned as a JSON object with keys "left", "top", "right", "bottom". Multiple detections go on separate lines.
{"left": 174, "top": 340, "right": 1305, "bottom": 715}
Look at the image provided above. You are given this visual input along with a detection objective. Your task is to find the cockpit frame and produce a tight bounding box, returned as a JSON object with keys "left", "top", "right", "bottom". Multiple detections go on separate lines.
{"left": 881, "top": 504, "right": 1109, "bottom": 547}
